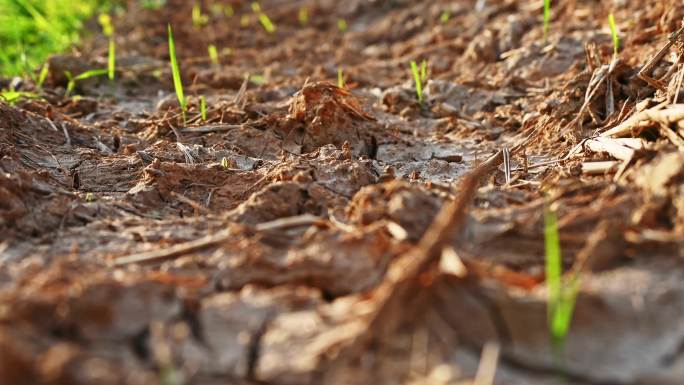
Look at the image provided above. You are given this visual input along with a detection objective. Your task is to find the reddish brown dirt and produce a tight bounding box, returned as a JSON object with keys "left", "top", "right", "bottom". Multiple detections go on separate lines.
{"left": 3, "top": 0, "right": 684, "bottom": 384}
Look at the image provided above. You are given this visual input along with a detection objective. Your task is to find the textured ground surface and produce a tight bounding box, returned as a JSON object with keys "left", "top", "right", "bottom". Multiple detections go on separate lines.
{"left": 3, "top": 0, "right": 684, "bottom": 384}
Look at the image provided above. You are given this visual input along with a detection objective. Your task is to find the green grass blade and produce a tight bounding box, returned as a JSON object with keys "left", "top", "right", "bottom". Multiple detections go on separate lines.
{"left": 208, "top": 44, "right": 219, "bottom": 65}
{"left": 37, "top": 62, "right": 49, "bottom": 89}
{"left": 108, "top": 38, "right": 116, "bottom": 81}
{"left": 543, "top": 0, "right": 551, "bottom": 43}
{"left": 167, "top": 24, "right": 187, "bottom": 120}
{"left": 298, "top": 7, "right": 309, "bottom": 26}
{"left": 73, "top": 68, "right": 108, "bottom": 81}
{"left": 608, "top": 13, "right": 620, "bottom": 57}
{"left": 544, "top": 204, "right": 580, "bottom": 356}
{"left": 410, "top": 60, "right": 423, "bottom": 104}
{"left": 337, "top": 67, "right": 345, "bottom": 88}
{"left": 257, "top": 13, "right": 276, "bottom": 33}
{"left": 337, "top": 19, "right": 348, "bottom": 33}
{"left": 200, "top": 95, "right": 207, "bottom": 121}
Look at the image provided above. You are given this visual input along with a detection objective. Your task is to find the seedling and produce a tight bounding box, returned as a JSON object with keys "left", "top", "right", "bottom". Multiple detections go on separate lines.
{"left": 167, "top": 24, "right": 187, "bottom": 121}
{"left": 337, "top": 18, "right": 348, "bottom": 33}
{"left": 410, "top": 59, "right": 428, "bottom": 104}
{"left": 37, "top": 63, "right": 49, "bottom": 89}
{"left": 543, "top": 0, "right": 551, "bottom": 43}
{"left": 108, "top": 38, "right": 116, "bottom": 81}
{"left": 544, "top": 204, "right": 580, "bottom": 356}
{"left": 98, "top": 13, "right": 116, "bottom": 81}
{"left": 208, "top": 44, "right": 219, "bottom": 65}
{"left": 608, "top": 13, "right": 620, "bottom": 58}
{"left": 85, "top": 192, "right": 95, "bottom": 202}
{"left": 224, "top": 5, "right": 234, "bottom": 17}
{"left": 240, "top": 14, "right": 250, "bottom": 28}
{"left": 299, "top": 7, "right": 309, "bottom": 26}
{"left": 64, "top": 69, "right": 108, "bottom": 96}
{"left": 192, "top": 4, "right": 208, "bottom": 28}
{"left": 220, "top": 157, "right": 229, "bottom": 168}
{"left": 440, "top": 10, "right": 451, "bottom": 23}
{"left": 252, "top": 3, "right": 276, "bottom": 33}
{"left": 338, "top": 67, "right": 345, "bottom": 88}
{"left": 200, "top": 95, "right": 207, "bottom": 121}
{"left": 0, "top": 90, "right": 40, "bottom": 105}
{"left": 249, "top": 74, "right": 266, "bottom": 85}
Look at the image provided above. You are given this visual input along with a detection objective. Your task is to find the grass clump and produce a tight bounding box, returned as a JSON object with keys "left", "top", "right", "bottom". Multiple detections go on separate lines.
{"left": 167, "top": 24, "right": 187, "bottom": 122}
{"left": 544, "top": 204, "right": 580, "bottom": 357}
{"left": 0, "top": 0, "right": 113, "bottom": 77}
{"left": 608, "top": 13, "right": 620, "bottom": 58}
{"left": 410, "top": 59, "right": 428, "bottom": 104}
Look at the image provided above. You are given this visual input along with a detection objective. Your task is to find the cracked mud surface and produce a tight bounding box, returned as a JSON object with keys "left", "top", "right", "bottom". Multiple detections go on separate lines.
{"left": 3, "top": 0, "right": 684, "bottom": 384}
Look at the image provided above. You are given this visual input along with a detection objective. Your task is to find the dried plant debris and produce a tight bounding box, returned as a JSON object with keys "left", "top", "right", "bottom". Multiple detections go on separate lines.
{"left": 4, "top": 1, "right": 684, "bottom": 385}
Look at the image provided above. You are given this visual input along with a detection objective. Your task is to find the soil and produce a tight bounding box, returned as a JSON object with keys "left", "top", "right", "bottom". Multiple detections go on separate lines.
{"left": 3, "top": 0, "right": 684, "bottom": 384}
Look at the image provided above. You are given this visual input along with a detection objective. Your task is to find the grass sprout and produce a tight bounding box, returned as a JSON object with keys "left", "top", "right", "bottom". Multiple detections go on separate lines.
{"left": 337, "top": 18, "right": 348, "bottom": 33}
{"left": 252, "top": 2, "right": 275, "bottom": 33}
{"left": 544, "top": 204, "right": 580, "bottom": 356}
{"left": 192, "top": 3, "right": 208, "bottom": 28}
{"left": 167, "top": 24, "right": 187, "bottom": 121}
{"left": 108, "top": 38, "right": 116, "bottom": 81}
{"left": 440, "top": 10, "right": 451, "bottom": 23}
{"left": 410, "top": 59, "right": 428, "bottom": 104}
{"left": 208, "top": 44, "right": 219, "bottom": 65}
{"left": 608, "top": 13, "right": 620, "bottom": 58}
{"left": 200, "top": 95, "right": 207, "bottom": 121}
{"left": 249, "top": 74, "right": 266, "bottom": 85}
{"left": 298, "top": 7, "right": 309, "bottom": 26}
{"left": 240, "top": 14, "right": 250, "bottom": 28}
{"left": 65, "top": 68, "right": 108, "bottom": 96}
{"left": 221, "top": 157, "right": 229, "bottom": 168}
{"left": 337, "top": 67, "right": 345, "bottom": 88}
{"left": 0, "top": 90, "right": 40, "bottom": 105}
{"left": 37, "top": 63, "right": 49, "bottom": 89}
{"left": 543, "top": 0, "right": 551, "bottom": 43}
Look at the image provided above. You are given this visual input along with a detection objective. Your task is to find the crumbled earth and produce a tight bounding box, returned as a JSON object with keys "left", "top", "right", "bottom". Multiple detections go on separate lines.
{"left": 3, "top": 0, "right": 684, "bottom": 384}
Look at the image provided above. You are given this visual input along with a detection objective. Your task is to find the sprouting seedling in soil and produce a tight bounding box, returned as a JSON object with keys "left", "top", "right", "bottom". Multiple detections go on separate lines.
{"left": 64, "top": 69, "right": 108, "bottom": 96}
{"left": 543, "top": 0, "right": 551, "bottom": 44}
{"left": 249, "top": 74, "right": 266, "bottom": 85}
{"left": 98, "top": 14, "right": 116, "bottom": 81}
{"left": 37, "top": 62, "right": 49, "bottom": 89}
{"left": 200, "top": 95, "right": 207, "bottom": 121}
{"left": 608, "top": 13, "right": 620, "bottom": 58}
{"left": 220, "top": 157, "right": 229, "bottom": 168}
{"left": 544, "top": 204, "right": 580, "bottom": 358}
{"left": 224, "top": 5, "right": 234, "bottom": 17}
{"left": 440, "top": 10, "right": 451, "bottom": 23}
{"left": 167, "top": 24, "right": 187, "bottom": 122}
{"left": 192, "top": 3, "right": 208, "bottom": 28}
{"left": 108, "top": 38, "right": 116, "bottom": 81}
{"left": 299, "top": 7, "right": 309, "bottom": 26}
{"left": 208, "top": 44, "right": 219, "bottom": 65}
{"left": 420, "top": 59, "right": 428, "bottom": 84}
{"left": 85, "top": 192, "right": 95, "bottom": 202}
{"left": 0, "top": 90, "right": 40, "bottom": 105}
{"left": 410, "top": 60, "right": 424, "bottom": 104}
{"left": 252, "top": 2, "right": 276, "bottom": 33}
{"left": 240, "top": 14, "right": 250, "bottom": 28}
{"left": 337, "top": 67, "right": 345, "bottom": 88}
{"left": 337, "top": 18, "right": 348, "bottom": 33}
